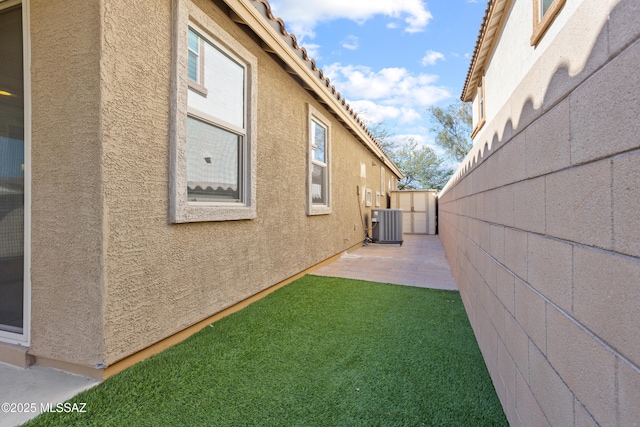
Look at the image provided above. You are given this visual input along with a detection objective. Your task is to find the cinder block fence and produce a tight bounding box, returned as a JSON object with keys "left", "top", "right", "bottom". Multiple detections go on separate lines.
{"left": 437, "top": 3, "right": 640, "bottom": 424}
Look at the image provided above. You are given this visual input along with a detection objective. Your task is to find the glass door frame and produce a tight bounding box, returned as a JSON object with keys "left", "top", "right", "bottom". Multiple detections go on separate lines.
{"left": 0, "top": 0, "right": 31, "bottom": 346}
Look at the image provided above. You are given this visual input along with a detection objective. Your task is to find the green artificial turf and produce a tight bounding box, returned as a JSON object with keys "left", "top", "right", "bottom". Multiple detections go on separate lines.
{"left": 24, "top": 275, "right": 507, "bottom": 426}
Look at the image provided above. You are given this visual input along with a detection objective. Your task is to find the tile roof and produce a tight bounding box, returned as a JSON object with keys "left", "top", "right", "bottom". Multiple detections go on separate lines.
{"left": 250, "top": 0, "right": 385, "bottom": 152}
{"left": 461, "top": 0, "right": 511, "bottom": 102}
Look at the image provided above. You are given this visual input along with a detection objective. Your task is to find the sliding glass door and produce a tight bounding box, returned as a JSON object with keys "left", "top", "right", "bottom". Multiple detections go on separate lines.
{"left": 0, "top": 1, "right": 26, "bottom": 339}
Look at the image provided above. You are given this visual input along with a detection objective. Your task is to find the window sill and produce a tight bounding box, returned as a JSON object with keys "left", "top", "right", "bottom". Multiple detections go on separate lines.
{"left": 188, "top": 80, "right": 208, "bottom": 97}
{"left": 172, "top": 201, "right": 256, "bottom": 223}
{"left": 470, "top": 118, "right": 486, "bottom": 139}
{"left": 308, "top": 205, "right": 331, "bottom": 216}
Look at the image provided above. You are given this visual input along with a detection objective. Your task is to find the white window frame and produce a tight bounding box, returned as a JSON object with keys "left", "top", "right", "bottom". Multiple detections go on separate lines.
{"left": 170, "top": 0, "right": 257, "bottom": 223}
{"left": 307, "top": 104, "right": 331, "bottom": 215}
{"left": 365, "top": 188, "right": 373, "bottom": 207}
{"left": 0, "top": 0, "right": 31, "bottom": 346}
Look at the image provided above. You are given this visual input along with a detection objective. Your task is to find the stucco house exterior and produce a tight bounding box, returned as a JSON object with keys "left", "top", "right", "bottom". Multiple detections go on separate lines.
{"left": 438, "top": 0, "right": 639, "bottom": 425}
{"left": 0, "top": 0, "right": 402, "bottom": 378}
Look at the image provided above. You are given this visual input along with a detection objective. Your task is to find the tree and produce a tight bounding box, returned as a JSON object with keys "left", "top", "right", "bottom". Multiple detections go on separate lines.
{"left": 366, "top": 121, "right": 398, "bottom": 155}
{"left": 428, "top": 100, "right": 473, "bottom": 163}
{"left": 368, "top": 121, "right": 454, "bottom": 191}
{"left": 389, "top": 139, "right": 453, "bottom": 191}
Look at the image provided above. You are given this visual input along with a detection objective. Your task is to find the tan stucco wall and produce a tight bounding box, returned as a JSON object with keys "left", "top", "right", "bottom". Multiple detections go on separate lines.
{"left": 27, "top": 0, "right": 398, "bottom": 369}
{"left": 438, "top": 0, "right": 640, "bottom": 425}
{"left": 29, "top": 0, "right": 105, "bottom": 366}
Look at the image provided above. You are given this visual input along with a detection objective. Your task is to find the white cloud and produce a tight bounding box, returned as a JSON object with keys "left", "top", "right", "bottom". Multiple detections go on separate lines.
{"left": 269, "top": 0, "right": 432, "bottom": 41}
{"left": 323, "top": 63, "right": 450, "bottom": 108}
{"left": 302, "top": 43, "right": 322, "bottom": 59}
{"left": 389, "top": 133, "right": 427, "bottom": 145}
{"left": 421, "top": 50, "right": 445, "bottom": 66}
{"left": 341, "top": 35, "right": 359, "bottom": 51}
{"left": 321, "top": 63, "right": 450, "bottom": 125}
{"left": 350, "top": 100, "right": 422, "bottom": 124}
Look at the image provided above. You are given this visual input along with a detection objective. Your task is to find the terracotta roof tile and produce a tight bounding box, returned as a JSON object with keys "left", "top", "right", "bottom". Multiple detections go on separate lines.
{"left": 461, "top": 0, "right": 494, "bottom": 101}
{"left": 461, "top": 0, "right": 514, "bottom": 103}
{"left": 250, "top": 0, "right": 383, "bottom": 150}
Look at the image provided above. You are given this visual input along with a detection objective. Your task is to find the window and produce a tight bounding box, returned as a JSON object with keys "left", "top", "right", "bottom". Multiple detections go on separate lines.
{"left": 307, "top": 105, "right": 331, "bottom": 215}
{"left": 365, "top": 188, "right": 372, "bottom": 207}
{"left": 471, "top": 75, "right": 486, "bottom": 138}
{"left": 186, "top": 27, "right": 245, "bottom": 203}
{"left": 531, "top": 0, "right": 566, "bottom": 46}
{"left": 310, "top": 121, "right": 327, "bottom": 203}
{"left": 0, "top": 0, "right": 29, "bottom": 343}
{"left": 478, "top": 77, "right": 485, "bottom": 122}
{"left": 171, "top": 0, "right": 257, "bottom": 223}
{"left": 541, "top": 0, "right": 554, "bottom": 15}
{"left": 375, "top": 192, "right": 381, "bottom": 207}
{"left": 187, "top": 28, "right": 200, "bottom": 82}
{"left": 187, "top": 28, "right": 207, "bottom": 96}
{"left": 380, "top": 167, "right": 385, "bottom": 197}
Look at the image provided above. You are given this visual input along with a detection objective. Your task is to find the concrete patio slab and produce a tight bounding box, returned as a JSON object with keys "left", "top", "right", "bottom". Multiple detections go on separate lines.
{"left": 0, "top": 363, "right": 98, "bottom": 427}
{"left": 313, "top": 235, "right": 458, "bottom": 291}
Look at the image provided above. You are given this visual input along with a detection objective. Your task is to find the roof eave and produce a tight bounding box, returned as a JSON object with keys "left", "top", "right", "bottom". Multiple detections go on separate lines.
{"left": 461, "top": 0, "right": 512, "bottom": 102}
{"left": 222, "top": 0, "right": 404, "bottom": 179}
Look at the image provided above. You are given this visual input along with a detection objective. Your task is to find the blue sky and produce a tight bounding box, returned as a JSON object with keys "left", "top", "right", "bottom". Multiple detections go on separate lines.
{"left": 267, "top": 0, "right": 487, "bottom": 149}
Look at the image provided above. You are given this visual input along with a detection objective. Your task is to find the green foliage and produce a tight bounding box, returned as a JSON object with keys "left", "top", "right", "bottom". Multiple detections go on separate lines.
{"left": 24, "top": 276, "right": 507, "bottom": 427}
{"left": 369, "top": 121, "right": 453, "bottom": 191}
{"left": 428, "top": 100, "right": 473, "bottom": 162}
{"left": 367, "top": 121, "right": 398, "bottom": 154}
{"left": 390, "top": 139, "right": 453, "bottom": 191}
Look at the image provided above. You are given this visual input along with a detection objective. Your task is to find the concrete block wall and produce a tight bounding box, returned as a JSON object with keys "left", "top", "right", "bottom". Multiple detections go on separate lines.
{"left": 438, "top": 2, "right": 640, "bottom": 425}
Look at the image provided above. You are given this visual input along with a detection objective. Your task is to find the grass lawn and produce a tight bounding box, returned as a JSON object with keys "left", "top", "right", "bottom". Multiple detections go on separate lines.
{"left": 24, "top": 275, "right": 507, "bottom": 426}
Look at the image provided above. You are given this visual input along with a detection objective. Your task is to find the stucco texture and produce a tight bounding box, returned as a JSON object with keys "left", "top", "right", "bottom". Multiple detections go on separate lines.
{"left": 438, "top": 0, "right": 640, "bottom": 425}
{"left": 28, "top": 0, "right": 397, "bottom": 369}
{"left": 29, "top": 0, "right": 105, "bottom": 366}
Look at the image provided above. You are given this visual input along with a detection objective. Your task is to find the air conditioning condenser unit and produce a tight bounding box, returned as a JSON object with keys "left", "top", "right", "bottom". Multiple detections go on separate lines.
{"left": 371, "top": 209, "right": 403, "bottom": 245}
